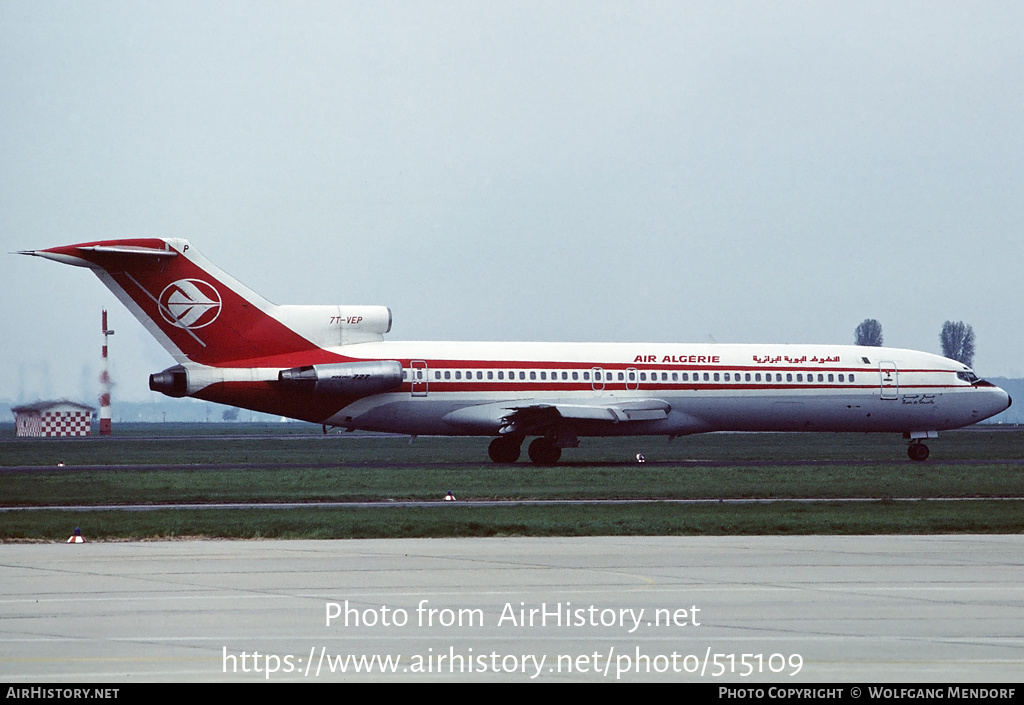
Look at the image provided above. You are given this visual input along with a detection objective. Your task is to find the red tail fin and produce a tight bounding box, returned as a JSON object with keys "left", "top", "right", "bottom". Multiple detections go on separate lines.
{"left": 25, "top": 239, "right": 329, "bottom": 367}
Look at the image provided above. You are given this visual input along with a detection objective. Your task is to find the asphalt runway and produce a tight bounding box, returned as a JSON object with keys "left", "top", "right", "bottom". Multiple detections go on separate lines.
{"left": 4, "top": 458, "right": 1024, "bottom": 474}
{"left": 1, "top": 536, "right": 1022, "bottom": 682}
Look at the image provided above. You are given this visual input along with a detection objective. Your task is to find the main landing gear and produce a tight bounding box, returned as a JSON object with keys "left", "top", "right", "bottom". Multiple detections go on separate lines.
{"left": 907, "top": 442, "right": 930, "bottom": 461}
{"left": 488, "top": 436, "right": 521, "bottom": 463}
{"left": 487, "top": 436, "right": 562, "bottom": 465}
{"left": 528, "top": 437, "right": 561, "bottom": 465}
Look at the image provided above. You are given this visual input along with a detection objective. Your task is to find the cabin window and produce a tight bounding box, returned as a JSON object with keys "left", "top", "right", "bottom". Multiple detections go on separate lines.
{"left": 672, "top": 372, "right": 678, "bottom": 381}
{"left": 519, "top": 371, "right": 525, "bottom": 380}
{"left": 713, "top": 373, "right": 720, "bottom": 381}
{"left": 828, "top": 374, "right": 834, "bottom": 382}
{"left": 572, "top": 371, "right": 578, "bottom": 380}
{"left": 849, "top": 374, "right": 855, "bottom": 382}
{"left": 618, "top": 372, "right": 625, "bottom": 381}
{"left": 455, "top": 371, "right": 461, "bottom": 380}
{"left": 487, "top": 371, "right": 493, "bottom": 380}
{"left": 818, "top": 374, "right": 824, "bottom": 382}
{"left": 786, "top": 373, "right": 792, "bottom": 382}
{"left": 639, "top": 372, "right": 646, "bottom": 381}
{"left": 539, "top": 371, "right": 545, "bottom": 380}
{"left": 583, "top": 371, "right": 590, "bottom": 381}
{"left": 755, "top": 373, "right": 761, "bottom": 382}
{"left": 838, "top": 374, "right": 844, "bottom": 382}
{"left": 703, "top": 372, "right": 710, "bottom": 381}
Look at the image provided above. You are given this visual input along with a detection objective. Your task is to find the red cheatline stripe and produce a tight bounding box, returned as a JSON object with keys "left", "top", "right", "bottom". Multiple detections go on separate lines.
{"left": 399, "top": 383, "right": 963, "bottom": 393}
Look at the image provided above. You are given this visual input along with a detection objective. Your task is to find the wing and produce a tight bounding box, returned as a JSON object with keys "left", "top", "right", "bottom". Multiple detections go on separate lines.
{"left": 442, "top": 399, "right": 671, "bottom": 435}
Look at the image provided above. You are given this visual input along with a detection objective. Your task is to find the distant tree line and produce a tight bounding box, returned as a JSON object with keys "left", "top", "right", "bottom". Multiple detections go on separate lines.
{"left": 854, "top": 319, "right": 883, "bottom": 347}
{"left": 940, "top": 321, "right": 975, "bottom": 368}
{"left": 853, "top": 319, "right": 976, "bottom": 368}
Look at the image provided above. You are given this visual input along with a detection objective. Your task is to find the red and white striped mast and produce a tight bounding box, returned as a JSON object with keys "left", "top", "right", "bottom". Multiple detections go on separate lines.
{"left": 99, "top": 309, "right": 114, "bottom": 436}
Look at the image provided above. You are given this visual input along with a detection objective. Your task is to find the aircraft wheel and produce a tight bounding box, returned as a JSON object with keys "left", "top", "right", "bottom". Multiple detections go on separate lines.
{"left": 907, "top": 443, "right": 930, "bottom": 461}
{"left": 528, "top": 437, "right": 561, "bottom": 465}
{"left": 488, "top": 437, "right": 521, "bottom": 463}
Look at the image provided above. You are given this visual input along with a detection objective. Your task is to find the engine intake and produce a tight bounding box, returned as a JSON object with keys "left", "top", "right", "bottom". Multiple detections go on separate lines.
{"left": 278, "top": 360, "right": 403, "bottom": 397}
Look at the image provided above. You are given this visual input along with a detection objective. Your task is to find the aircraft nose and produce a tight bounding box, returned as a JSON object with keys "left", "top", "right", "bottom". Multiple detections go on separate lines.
{"left": 990, "top": 387, "right": 1012, "bottom": 417}
{"left": 971, "top": 383, "right": 1013, "bottom": 423}
{"left": 997, "top": 386, "right": 1011, "bottom": 410}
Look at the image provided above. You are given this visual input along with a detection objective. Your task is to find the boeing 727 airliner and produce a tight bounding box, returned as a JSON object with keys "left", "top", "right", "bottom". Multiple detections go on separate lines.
{"left": 22, "top": 239, "right": 1010, "bottom": 463}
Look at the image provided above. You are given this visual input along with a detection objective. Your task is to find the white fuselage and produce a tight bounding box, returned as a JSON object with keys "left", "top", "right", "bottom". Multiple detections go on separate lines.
{"left": 181, "top": 341, "right": 1010, "bottom": 437}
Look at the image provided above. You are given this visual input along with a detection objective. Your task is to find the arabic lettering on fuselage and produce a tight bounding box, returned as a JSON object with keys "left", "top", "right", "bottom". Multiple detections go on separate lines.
{"left": 752, "top": 355, "right": 841, "bottom": 365}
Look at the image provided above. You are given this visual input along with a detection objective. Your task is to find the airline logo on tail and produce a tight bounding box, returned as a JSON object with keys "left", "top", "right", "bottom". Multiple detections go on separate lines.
{"left": 158, "top": 279, "right": 222, "bottom": 330}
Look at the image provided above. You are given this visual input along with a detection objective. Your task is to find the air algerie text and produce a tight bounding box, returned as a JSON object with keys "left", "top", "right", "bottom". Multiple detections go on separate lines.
{"left": 634, "top": 355, "right": 721, "bottom": 364}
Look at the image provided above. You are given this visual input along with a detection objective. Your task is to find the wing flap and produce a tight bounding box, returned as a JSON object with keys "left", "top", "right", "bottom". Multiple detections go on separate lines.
{"left": 442, "top": 399, "right": 671, "bottom": 434}
{"left": 551, "top": 400, "right": 671, "bottom": 422}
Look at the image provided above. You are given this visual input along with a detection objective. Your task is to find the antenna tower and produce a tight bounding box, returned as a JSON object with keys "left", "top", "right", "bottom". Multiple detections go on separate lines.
{"left": 99, "top": 309, "right": 114, "bottom": 435}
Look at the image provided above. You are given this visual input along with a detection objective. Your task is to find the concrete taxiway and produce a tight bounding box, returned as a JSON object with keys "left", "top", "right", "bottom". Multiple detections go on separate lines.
{"left": 1, "top": 536, "right": 1022, "bottom": 682}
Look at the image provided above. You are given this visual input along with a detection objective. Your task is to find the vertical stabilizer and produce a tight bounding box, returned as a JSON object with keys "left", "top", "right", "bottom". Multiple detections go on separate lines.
{"left": 22, "top": 239, "right": 326, "bottom": 367}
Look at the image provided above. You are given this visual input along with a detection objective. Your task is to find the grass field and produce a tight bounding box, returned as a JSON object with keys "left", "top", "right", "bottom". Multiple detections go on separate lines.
{"left": 2, "top": 424, "right": 1023, "bottom": 539}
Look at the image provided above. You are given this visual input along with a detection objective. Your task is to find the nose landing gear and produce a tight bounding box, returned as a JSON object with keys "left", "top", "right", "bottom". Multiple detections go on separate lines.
{"left": 907, "top": 442, "right": 930, "bottom": 461}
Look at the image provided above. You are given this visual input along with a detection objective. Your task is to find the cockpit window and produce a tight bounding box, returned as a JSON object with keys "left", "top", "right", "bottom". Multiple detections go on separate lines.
{"left": 957, "top": 370, "right": 980, "bottom": 383}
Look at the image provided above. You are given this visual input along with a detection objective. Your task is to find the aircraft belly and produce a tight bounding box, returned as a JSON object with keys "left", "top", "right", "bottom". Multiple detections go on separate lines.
{"left": 674, "top": 392, "right": 955, "bottom": 433}
{"left": 323, "top": 387, "right": 996, "bottom": 437}
{"left": 328, "top": 398, "right": 468, "bottom": 435}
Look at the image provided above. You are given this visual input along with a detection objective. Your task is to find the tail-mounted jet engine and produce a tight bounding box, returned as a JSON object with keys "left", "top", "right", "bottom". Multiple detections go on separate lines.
{"left": 150, "top": 365, "right": 189, "bottom": 398}
{"left": 278, "top": 360, "right": 404, "bottom": 397}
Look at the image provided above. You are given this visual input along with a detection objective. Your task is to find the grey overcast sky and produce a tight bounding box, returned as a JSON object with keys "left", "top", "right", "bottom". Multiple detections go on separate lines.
{"left": 2, "top": 1, "right": 1023, "bottom": 403}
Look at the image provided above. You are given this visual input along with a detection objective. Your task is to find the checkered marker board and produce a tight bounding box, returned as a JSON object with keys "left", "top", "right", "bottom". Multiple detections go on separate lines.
{"left": 40, "top": 411, "right": 92, "bottom": 437}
